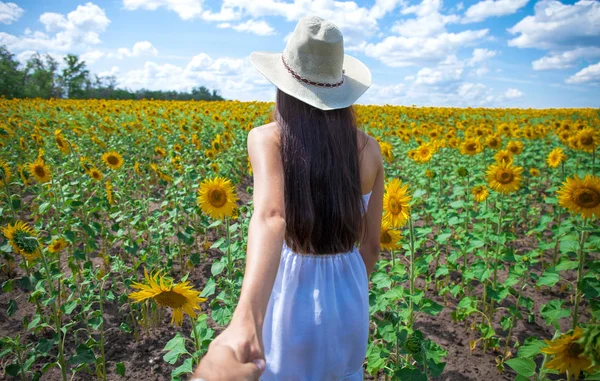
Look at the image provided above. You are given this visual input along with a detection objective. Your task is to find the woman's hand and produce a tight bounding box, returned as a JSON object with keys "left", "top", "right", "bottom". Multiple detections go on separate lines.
{"left": 210, "top": 315, "right": 265, "bottom": 365}
{"left": 191, "top": 342, "right": 265, "bottom": 381}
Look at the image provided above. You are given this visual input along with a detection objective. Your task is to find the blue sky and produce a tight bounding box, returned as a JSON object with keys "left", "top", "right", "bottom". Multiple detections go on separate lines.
{"left": 1, "top": 0, "right": 599, "bottom": 107}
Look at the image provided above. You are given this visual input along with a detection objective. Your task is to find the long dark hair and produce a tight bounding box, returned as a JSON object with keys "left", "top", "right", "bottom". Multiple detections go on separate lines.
{"left": 275, "top": 88, "right": 367, "bottom": 255}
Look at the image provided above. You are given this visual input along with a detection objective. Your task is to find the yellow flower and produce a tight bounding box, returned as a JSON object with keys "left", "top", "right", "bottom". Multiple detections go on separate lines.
{"left": 383, "top": 178, "right": 411, "bottom": 228}
{"left": 155, "top": 146, "right": 167, "bottom": 158}
{"left": 459, "top": 138, "right": 483, "bottom": 156}
{"left": 48, "top": 237, "right": 68, "bottom": 253}
{"left": 529, "top": 167, "right": 540, "bottom": 177}
{"left": 547, "top": 147, "right": 566, "bottom": 168}
{"left": 557, "top": 174, "right": 600, "bottom": 219}
{"left": 134, "top": 161, "right": 142, "bottom": 175}
{"left": 2, "top": 221, "right": 40, "bottom": 262}
{"left": 472, "top": 185, "right": 489, "bottom": 202}
{"left": 573, "top": 128, "right": 599, "bottom": 153}
{"left": 414, "top": 143, "right": 434, "bottom": 163}
{"left": 494, "top": 149, "right": 513, "bottom": 165}
{"left": 506, "top": 140, "right": 524, "bottom": 155}
{"left": 0, "top": 160, "right": 12, "bottom": 185}
{"left": 542, "top": 327, "right": 593, "bottom": 380}
{"left": 29, "top": 158, "right": 51, "bottom": 184}
{"left": 210, "top": 162, "right": 219, "bottom": 173}
{"left": 380, "top": 141, "right": 394, "bottom": 162}
{"left": 380, "top": 220, "right": 401, "bottom": 251}
{"left": 486, "top": 135, "right": 501, "bottom": 150}
{"left": 88, "top": 167, "right": 104, "bottom": 181}
{"left": 129, "top": 269, "right": 207, "bottom": 326}
{"left": 106, "top": 180, "right": 114, "bottom": 205}
{"left": 55, "top": 133, "right": 70, "bottom": 154}
{"left": 197, "top": 177, "right": 239, "bottom": 220}
{"left": 102, "top": 151, "right": 124, "bottom": 170}
{"left": 486, "top": 161, "right": 523, "bottom": 194}
{"left": 173, "top": 144, "right": 182, "bottom": 152}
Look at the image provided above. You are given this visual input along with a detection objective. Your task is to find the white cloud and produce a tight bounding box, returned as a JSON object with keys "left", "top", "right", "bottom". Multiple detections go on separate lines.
{"left": 1, "top": 2, "right": 110, "bottom": 52}
{"left": 462, "top": 0, "right": 529, "bottom": 23}
{"left": 122, "top": 0, "right": 203, "bottom": 20}
{"left": 532, "top": 47, "right": 600, "bottom": 70}
{"left": 565, "top": 62, "right": 600, "bottom": 84}
{"left": 508, "top": 0, "right": 600, "bottom": 50}
{"left": 116, "top": 52, "right": 273, "bottom": 101}
{"left": 364, "top": 29, "right": 488, "bottom": 67}
{"left": 98, "top": 66, "right": 120, "bottom": 77}
{"left": 504, "top": 88, "right": 523, "bottom": 98}
{"left": 218, "top": 19, "right": 275, "bottom": 36}
{"left": 468, "top": 48, "right": 497, "bottom": 66}
{"left": 114, "top": 41, "right": 159, "bottom": 59}
{"left": 0, "top": 1, "right": 23, "bottom": 24}
{"left": 414, "top": 55, "right": 464, "bottom": 84}
{"left": 362, "top": 0, "right": 488, "bottom": 67}
{"left": 80, "top": 50, "right": 105, "bottom": 64}
{"left": 361, "top": 83, "right": 406, "bottom": 105}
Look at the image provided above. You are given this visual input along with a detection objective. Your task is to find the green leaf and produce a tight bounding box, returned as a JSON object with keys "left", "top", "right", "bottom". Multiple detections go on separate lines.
{"left": 116, "top": 362, "right": 126, "bottom": 377}
{"left": 2, "top": 279, "right": 13, "bottom": 292}
{"left": 540, "top": 300, "right": 571, "bottom": 328}
{"left": 518, "top": 338, "right": 546, "bottom": 358}
{"left": 505, "top": 358, "right": 536, "bottom": 377}
{"left": 36, "top": 337, "right": 56, "bottom": 355}
{"left": 7, "top": 299, "right": 17, "bottom": 317}
{"left": 200, "top": 277, "right": 216, "bottom": 298}
{"left": 537, "top": 271, "right": 559, "bottom": 287}
{"left": 172, "top": 357, "right": 193, "bottom": 377}
{"left": 419, "top": 298, "right": 443, "bottom": 316}
{"left": 69, "top": 344, "right": 96, "bottom": 365}
{"left": 207, "top": 219, "right": 222, "bottom": 228}
{"left": 210, "top": 258, "right": 226, "bottom": 276}
{"left": 162, "top": 333, "right": 189, "bottom": 365}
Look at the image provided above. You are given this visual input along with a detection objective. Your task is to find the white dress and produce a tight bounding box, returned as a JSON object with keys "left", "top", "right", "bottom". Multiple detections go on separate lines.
{"left": 260, "top": 191, "right": 372, "bottom": 381}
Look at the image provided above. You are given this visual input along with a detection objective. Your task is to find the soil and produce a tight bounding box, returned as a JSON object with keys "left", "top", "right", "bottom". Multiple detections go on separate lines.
{"left": 0, "top": 176, "right": 595, "bottom": 381}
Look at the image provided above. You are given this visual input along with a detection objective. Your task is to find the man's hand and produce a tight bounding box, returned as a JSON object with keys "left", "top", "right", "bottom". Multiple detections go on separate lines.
{"left": 191, "top": 343, "right": 265, "bottom": 381}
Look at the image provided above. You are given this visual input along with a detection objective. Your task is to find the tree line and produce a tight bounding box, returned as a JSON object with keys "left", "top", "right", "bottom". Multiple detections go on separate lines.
{"left": 0, "top": 45, "right": 224, "bottom": 101}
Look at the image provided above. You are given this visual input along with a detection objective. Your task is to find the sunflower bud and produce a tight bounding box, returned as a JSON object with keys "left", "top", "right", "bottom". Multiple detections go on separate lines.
{"left": 457, "top": 167, "right": 469, "bottom": 177}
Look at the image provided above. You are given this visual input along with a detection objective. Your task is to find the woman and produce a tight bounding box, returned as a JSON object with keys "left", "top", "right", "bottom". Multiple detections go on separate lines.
{"left": 193, "top": 15, "right": 383, "bottom": 381}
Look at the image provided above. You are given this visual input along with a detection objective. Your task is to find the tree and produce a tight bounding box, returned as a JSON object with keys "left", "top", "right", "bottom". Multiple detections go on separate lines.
{"left": 0, "top": 46, "right": 25, "bottom": 98}
{"left": 60, "top": 54, "right": 89, "bottom": 99}
{"left": 24, "top": 53, "right": 61, "bottom": 98}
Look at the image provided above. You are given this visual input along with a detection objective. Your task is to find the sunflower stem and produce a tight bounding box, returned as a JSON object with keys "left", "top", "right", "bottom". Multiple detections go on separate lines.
{"left": 573, "top": 221, "right": 588, "bottom": 330}
{"left": 98, "top": 279, "right": 107, "bottom": 381}
{"left": 408, "top": 216, "right": 416, "bottom": 328}
{"left": 3, "top": 180, "right": 16, "bottom": 220}
{"left": 226, "top": 217, "right": 232, "bottom": 293}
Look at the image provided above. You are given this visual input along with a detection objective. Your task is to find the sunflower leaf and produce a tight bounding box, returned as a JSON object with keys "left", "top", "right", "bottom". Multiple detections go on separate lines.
{"left": 162, "top": 333, "right": 189, "bottom": 365}
{"left": 505, "top": 358, "right": 536, "bottom": 377}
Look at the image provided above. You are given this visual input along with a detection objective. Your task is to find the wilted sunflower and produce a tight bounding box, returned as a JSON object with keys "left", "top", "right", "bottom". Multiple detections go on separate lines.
{"left": 380, "top": 220, "right": 401, "bottom": 251}
{"left": 0, "top": 160, "right": 11, "bottom": 185}
{"left": 2, "top": 221, "right": 40, "bottom": 261}
{"left": 557, "top": 174, "right": 600, "bottom": 219}
{"left": 573, "top": 128, "right": 599, "bottom": 153}
{"left": 547, "top": 147, "right": 567, "bottom": 168}
{"left": 383, "top": 178, "right": 411, "bottom": 228}
{"left": 542, "top": 327, "right": 593, "bottom": 380}
{"left": 29, "top": 158, "right": 51, "bottom": 184}
{"left": 129, "top": 269, "right": 207, "bottom": 326}
{"left": 88, "top": 167, "right": 104, "bottom": 181}
{"left": 472, "top": 185, "right": 489, "bottom": 202}
{"left": 48, "top": 237, "right": 68, "bottom": 253}
{"left": 494, "top": 149, "right": 513, "bottom": 165}
{"left": 459, "top": 138, "right": 483, "bottom": 156}
{"left": 197, "top": 177, "right": 239, "bottom": 220}
{"left": 486, "top": 161, "right": 523, "bottom": 194}
{"left": 102, "top": 151, "right": 124, "bottom": 170}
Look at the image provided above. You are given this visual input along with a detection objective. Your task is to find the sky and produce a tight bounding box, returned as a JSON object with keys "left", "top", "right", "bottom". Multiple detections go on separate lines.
{"left": 0, "top": 0, "right": 599, "bottom": 108}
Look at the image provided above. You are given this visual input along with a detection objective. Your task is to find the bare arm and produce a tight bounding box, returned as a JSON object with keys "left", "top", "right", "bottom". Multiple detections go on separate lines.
{"left": 359, "top": 138, "right": 384, "bottom": 277}
{"left": 231, "top": 125, "right": 286, "bottom": 330}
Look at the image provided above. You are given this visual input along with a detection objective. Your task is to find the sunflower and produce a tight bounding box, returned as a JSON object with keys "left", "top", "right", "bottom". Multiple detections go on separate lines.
{"left": 506, "top": 140, "right": 524, "bottom": 155}
{"left": 0, "top": 160, "right": 11, "bottom": 185}
{"left": 129, "top": 269, "right": 207, "bottom": 326}
{"left": 48, "top": 237, "right": 68, "bottom": 253}
{"left": 2, "top": 221, "right": 40, "bottom": 262}
{"left": 205, "top": 149, "right": 216, "bottom": 160}
{"left": 380, "top": 142, "right": 394, "bottom": 163}
{"left": 88, "top": 167, "right": 104, "bottom": 181}
{"left": 211, "top": 162, "right": 220, "bottom": 173}
{"left": 155, "top": 146, "right": 167, "bottom": 158}
{"left": 173, "top": 143, "right": 182, "bottom": 152}
{"left": 380, "top": 220, "right": 401, "bottom": 251}
{"left": 29, "top": 158, "right": 51, "bottom": 184}
{"left": 494, "top": 149, "right": 513, "bottom": 165}
{"left": 414, "top": 143, "right": 434, "bottom": 163}
{"left": 383, "top": 178, "right": 412, "bottom": 228}
{"left": 486, "top": 161, "right": 523, "bottom": 194}
{"left": 55, "top": 133, "right": 70, "bottom": 154}
{"left": 197, "top": 177, "right": 239, "bottom": 220}
{"left": 102, "top": 151, "right": 124, "bottom": 170}
{"left": 134, "top": 161, "right": 142, "bottom": 175}
{"left": 459, "top": 138, "right": 483, "bottom": 156}
{"left": 573, "top": 128, "right": 599, "bottom": 153}
{"left": 18, "top": 164, "right": 30, "bottom": 186}
{"left": 547, "top": 147, "right": 566, "bottom": 168}
{"left": 486, "top": 135, "right": 501, "bottom": 150}
{"left": 425, "top": 169, "right": 436, "bottom": 179}
{"left": 472, "top": 185, "right": 489, "bottom": 202}
{"left": 542, "top": 327, "right": 593, "bottom": 380}
{"left": 529, "top": 168, "right": 540, "bottom": 177}
{"left": 557, "top": 174, "right": 600, "bottom": 219}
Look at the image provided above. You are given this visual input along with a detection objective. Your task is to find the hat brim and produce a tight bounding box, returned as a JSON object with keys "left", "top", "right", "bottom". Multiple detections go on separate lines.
{"left": 250, "top": 51, "right": 371, "bottom": 110}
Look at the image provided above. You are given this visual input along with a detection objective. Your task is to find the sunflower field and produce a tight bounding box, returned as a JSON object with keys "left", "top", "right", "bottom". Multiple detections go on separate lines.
{"left": 0, "top": 98, "right": 599, "bottom": 381}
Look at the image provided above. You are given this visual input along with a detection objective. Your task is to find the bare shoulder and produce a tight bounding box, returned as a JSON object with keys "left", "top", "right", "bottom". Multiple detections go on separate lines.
{"left": 248, "top": 122, "right": 279, "bottom": 150}
{"left": 358, "top": 129, "right": 382, "bottom": 163}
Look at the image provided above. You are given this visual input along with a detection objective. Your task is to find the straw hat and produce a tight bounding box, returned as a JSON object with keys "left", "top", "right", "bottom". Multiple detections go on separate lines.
{"left": 250, "top": 16, "right": 372, "bottom": 110}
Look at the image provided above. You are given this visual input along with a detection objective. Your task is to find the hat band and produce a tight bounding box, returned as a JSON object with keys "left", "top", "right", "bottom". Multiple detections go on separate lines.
{"left": 281, "top": 56, "right": 345, "bottom": 88}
